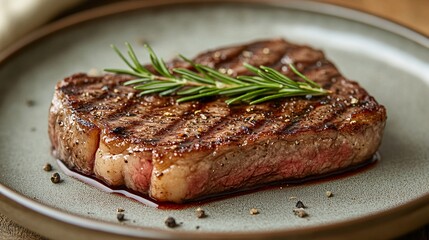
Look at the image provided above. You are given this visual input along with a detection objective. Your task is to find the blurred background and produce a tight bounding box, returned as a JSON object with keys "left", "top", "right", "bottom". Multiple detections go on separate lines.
{"left": 0, "top": 0, "right": 428, "bottom": 239}
{"left": 0, "top": 0, "right": 428, "bottom": 53}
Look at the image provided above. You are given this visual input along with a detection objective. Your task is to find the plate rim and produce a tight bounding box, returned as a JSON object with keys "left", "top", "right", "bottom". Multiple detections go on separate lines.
{"left": 1, "top": 0, "right": 429, "bottom": 239}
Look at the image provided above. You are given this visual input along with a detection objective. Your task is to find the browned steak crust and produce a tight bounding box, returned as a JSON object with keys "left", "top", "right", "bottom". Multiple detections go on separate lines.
{"left": 48, "top": 38, "right": 386, "bottom": 203}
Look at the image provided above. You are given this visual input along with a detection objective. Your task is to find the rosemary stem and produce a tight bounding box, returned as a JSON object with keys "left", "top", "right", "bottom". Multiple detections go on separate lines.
{"left": 152, "top": 75, "right": 238, "bottom": 89}
{"left": 106, "top": 43, "right": 330, "bottom": 104}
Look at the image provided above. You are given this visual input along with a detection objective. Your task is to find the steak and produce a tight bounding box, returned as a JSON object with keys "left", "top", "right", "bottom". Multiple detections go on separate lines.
{"left": 48, "top": 38, "right": 386, "bottom": 203}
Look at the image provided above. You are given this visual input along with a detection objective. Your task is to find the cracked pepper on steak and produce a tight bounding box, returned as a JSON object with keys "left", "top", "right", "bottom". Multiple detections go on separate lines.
{"left": 48, "top": 39, "right": 387, "bottom": 203}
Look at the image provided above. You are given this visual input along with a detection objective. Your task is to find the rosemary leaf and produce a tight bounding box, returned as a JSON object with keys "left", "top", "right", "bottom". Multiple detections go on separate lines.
{"left": 236, "top": 76, "right": 270, "bottom": 85}
{"left": 137, "top": 87, "right": 171, "bottom": 96}
{"left": 179, "top": 54, "right": 215, "bottom": 82}
{"left": 288, "top": 63, "right": 320, "bottom": 88}
{"left": 260, "top": 66, "right": 299, "bottom": 86}
{"left": 176, "top": 89, "right": 222, "bottom": 102}
{"left": 134, "top": 82, "right": 181, "bottom": 90}
{"left": 196, "top": 64, "right": 242, "bottom": 86}
{"left": 145, "top": 44, "right": 173, "bottom": 78}
{"left": 159, "top": 86, "right": 182, "bottom": 96}
{"left": 111, "top": 45, "right": 137, "bottom": 72}
{"left": 104, "top": 68, "right": 149, "bottom": 78}
{"left": 177, "top": 86, "right": 208, "bottom": 95}
{"left": 173, "top": 68, "right": 214, "bottom": 84}
{"left": 225, "top": 89, "right": 270, "bottom": 105}
{"left": 218, "top": 85, "right": 261, "bottom": 96}
{"left": 125, "top": 42, "right": 150, "bottom": 74}
{"left": 123, "top": 78, "right": 151, "bottom": 86}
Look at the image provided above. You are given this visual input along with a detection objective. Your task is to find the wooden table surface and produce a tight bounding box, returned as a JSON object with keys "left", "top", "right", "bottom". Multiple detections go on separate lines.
{"left": 0, "top": 1, "right": 428, "bottom": 239}
{"left": 320, "top": 0, "right": 429, "bottom": 36}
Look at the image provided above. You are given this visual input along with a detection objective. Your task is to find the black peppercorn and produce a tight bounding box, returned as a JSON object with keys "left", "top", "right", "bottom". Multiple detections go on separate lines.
{"left": 51, "top": 173, "right": 61, "bottom": 183}
{"left": 117, "top": 212, "right": 125, "bottom": 221}
{"left": 164, "top": 217, "right": 177, "bottom": 228}
{"left": 112, "top": 127, "right": 125, "bottom": 134}
{"left": 43, "top": 163, "right": 52, "bottom": 172}
{"left": 296, "top": 200, "right": 306, "bottom": 209}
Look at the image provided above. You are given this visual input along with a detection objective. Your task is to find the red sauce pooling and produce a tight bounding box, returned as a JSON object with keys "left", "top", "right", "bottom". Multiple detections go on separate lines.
{"left": 57, "top": 153, "right": 379, "bottom": 210}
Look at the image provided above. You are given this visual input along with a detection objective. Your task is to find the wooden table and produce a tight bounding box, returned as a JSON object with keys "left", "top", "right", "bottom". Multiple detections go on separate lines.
{"left": 1, "top": 1, "right": 428, "bottom": 239}
{"left": 320, "top": 0, "right": 429, "bottom": 36}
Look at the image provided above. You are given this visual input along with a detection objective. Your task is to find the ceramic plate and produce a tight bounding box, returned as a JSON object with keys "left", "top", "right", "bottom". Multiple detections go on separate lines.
{"left": 1, "top": 1, "right": 429, "bottom": 239}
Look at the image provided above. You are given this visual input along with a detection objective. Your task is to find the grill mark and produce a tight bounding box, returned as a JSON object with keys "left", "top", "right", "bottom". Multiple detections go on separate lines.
{"left": 158, "top": 101, "right": 232, "bottom": 147}
{"left": 176, "top": 107, "right": 241, "bottom": 149}
{"left": 197, "top": 117, "right": 238, "bottom": 146}
{"left": 317, "top": 104, "right": 349, "bottom": 131}
{"left": 152, "top": 101, "right": 203, "bottom": 139}
{"left": 242, "top": 117, "right": 272, "bottom": 142}
{"left": 323, "top": 104, "right": 361, "bottom": 130}
{"left": 304, "top": 102, "right": 348, "bottom": 132}
{"left": 189, "top": 109, "right": 268, "bottom": 150}
{"left": 70, "top": 87, "right": 135, "bottom": 116}
{"left": 102, "top": 98, "right": 138, "bottom": 121}
{"left": 241, "top": 116, "right": 267, "bottom": 135}
{"left": 125, "top": 104, "right": 194, "bottom": 142}
{"left": 278, "top": 102, "right": 318, "bottom": 135}
{"left": 99, "top": 99, "right": 194, "bottom": 145}
{"left": 237, "top": 101, "right": 306, "bottom": 142}
{"left": 98, "top": 102, "right": 153, "bottom": 129}
{"left": 308, "top": 73, "right": 373, "bottom": 131}
{"left": 220, "top": 111, "right": 268, "bottom": 141}
{"left": 218, "top": 100, "right": 286, "bottom": 143}
{"left": 100, "top": 103, "right": 156, "bottom": 133}
{"left": 242, "top": 100, "right": 294, "bottom": 140}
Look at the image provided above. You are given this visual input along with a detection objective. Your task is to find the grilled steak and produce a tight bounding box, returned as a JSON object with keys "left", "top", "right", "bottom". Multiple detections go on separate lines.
{"left": 48, "top": 38, "right": 386, "bottom": 203}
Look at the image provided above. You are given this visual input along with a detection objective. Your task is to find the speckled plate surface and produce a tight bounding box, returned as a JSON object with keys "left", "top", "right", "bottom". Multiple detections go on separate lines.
{"left": 1, "top": 1, "right": 429, "bottom": 239}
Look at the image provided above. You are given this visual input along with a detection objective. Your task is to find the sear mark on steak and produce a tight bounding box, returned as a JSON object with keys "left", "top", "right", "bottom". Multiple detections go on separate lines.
{"left": 48, "top": 38, "right": 387, "bottom": 203}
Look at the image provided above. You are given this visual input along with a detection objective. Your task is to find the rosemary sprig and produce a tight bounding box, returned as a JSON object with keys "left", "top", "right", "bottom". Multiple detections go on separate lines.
{"left": 104, "top": 43, "right": 330, "bottom": 105}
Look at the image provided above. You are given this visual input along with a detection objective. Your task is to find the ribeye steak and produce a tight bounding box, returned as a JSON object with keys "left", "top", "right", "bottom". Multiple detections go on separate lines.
{"left": 48, "top": 39, "right": 386, "bottom": 203}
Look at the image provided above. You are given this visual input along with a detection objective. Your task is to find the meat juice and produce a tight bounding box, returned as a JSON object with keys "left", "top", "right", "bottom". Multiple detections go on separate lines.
{"left": 57, "top": 152, "right": 379, "bottom": 210}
